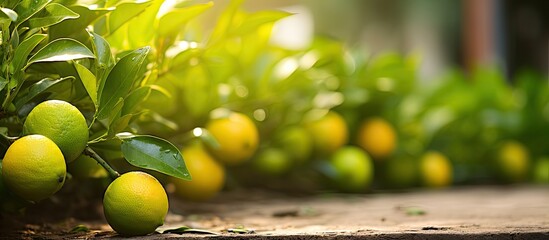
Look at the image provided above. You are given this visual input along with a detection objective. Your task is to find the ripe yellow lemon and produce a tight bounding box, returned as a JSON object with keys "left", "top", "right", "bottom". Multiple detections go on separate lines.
{"left": 357, "top": 117, "right": 397, "bottom": 160}
{"left": 495, "top": 141, "right": 529, "bottom": 182}
{"left": 23, "top": 100, "right": 89, "bottom": 162}
{"left": 419, "top": 151, "right": 452, "bottom": 188}
{"left": 2, "top": 135, "right": 66, "bottom": 202}
{"left": 206, "top": 112, "right": 259, "bottom": 165}
{"left": 305, "top": 111, "right": 348, "bottom": 155}
{"left": 171, "top": 144, "right": 225, "bottom": 201}
{"left": 103, "top": 171, "right": 168, "bottom": 236}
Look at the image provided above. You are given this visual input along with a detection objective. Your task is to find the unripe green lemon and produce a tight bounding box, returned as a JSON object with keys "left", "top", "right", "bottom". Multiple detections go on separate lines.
{"left": 23, "top": 100, "right": 89, "bottom": 163}
{"left": 330, "top": 146, "right": 374, "bottom": 192}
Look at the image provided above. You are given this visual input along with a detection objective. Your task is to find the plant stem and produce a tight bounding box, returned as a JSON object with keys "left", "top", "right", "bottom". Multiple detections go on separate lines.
{"left": 84, "top": 146, "right": 120, "bottom": 180}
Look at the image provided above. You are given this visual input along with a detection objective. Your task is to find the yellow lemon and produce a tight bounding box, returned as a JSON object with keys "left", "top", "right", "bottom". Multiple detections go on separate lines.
{"left": 103, "top": 172, "right": 168, "bottom": 236}
{"left": 206, "top": 112, "right": 259, "bottom": 165}
{"left": 171, "top": 144, "right": 225, "bottom": 201}
{"left": 305, "top": 111, "right": 348, "bottom": 155}
{"left": 419, "top": 151, "right": 452, "bottom": 188}
{"left": 2, "top": 135, "right": 66, "bottom": 202}
{"left": 357, "top": 117, "right": 397, "bottom": 160}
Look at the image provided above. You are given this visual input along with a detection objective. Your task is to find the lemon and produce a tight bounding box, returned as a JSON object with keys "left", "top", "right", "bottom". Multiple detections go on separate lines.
{"left": 275, "top": 126, "right": 312, "bottom": 163}
{"left": 68, "top": 154, "right": 108, "bottom": 179}
{"left": 533, "top": 158, "right": 549, "bottom": 183}
{"left": 330, "top": 146, "right": 374, "bottom": 192}
{"left": 357, "top": 117, "right": 396, "bottom": 160}
{"left": 495, "top": 140, "right": 529, "bottom": 182}
{"left": 103, "top": 171, "right": 168, "bottom": 236}
{"left": 2, "top": 135, "right": 66, "bottom": 202}
{"left": 23, "top": 100, "right": 89, "bottom": 163}
{"left": 171, "top": 144, "right": 225, "bottom": 201}
{"left": 206, "top": 112, "right": 259, "bottom": 165}
{"left": 305, "top": 111, "right": 348, "bottom": 155}
{"left": 253, "top": 148, "right": 292, "bottom": 176}
{"left": 419, "top": 151, "right": 452, "bottom": 188}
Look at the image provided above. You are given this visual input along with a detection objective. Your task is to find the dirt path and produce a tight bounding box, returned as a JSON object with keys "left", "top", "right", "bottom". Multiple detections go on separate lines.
{"left": 1, "top": 186, "right": 548, "bottom": 239}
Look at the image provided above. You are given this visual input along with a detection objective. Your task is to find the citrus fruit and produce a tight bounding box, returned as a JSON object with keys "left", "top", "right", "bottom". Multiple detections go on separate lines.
{"left": 171, "top": 144, "right": 225, "bottom": 201}
{"left": 103, "top": 171, "right": 168, "bottom": 236}
{"left": 206, "top": 111, "right": 259, "bottom": 165}
{"left": 357, "top": 117, "right": 396, "bottom": 160}
{"left": 275, "top": 126, "right": 312, "bottom": 163}
{"left": 533, "top": 158, "right": 549, "bottom": 183}
{"left": 495, "top": 140, "right": 529, "bottom": 182}
{"left": 329, "top": 146, "right": 374, "bottom": 192}
{"left": 419, "top": 151, "right": 452, "bottom": 188}
{"left": 305, "top": 111, "right": 348, "bottom": 155}
{"left": 23, "top": 100, "right": 89, "bottom": 163}
{"left": 2, "top": 135, "right": 66, "bottom": 202}
{"left": 68, "top": 154, "right": 108, "bottom": 179}
{"left": 253, "top": 148, "right": 292, "bottom": 176}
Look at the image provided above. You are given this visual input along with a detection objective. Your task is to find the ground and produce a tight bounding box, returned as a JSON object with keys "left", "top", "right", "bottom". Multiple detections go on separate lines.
{"left": 1, "top": 185, "right": 548, "bottom": 239}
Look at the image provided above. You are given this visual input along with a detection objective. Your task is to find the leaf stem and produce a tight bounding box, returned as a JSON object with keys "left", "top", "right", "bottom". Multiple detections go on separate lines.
{"left": 84, "top": 146, "right": 120, "bottom": 180}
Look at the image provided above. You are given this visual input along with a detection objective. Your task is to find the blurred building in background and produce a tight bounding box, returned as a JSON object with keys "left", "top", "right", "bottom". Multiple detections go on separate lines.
{"left": 239, "top": 0, "right": 548, "bottom": 80}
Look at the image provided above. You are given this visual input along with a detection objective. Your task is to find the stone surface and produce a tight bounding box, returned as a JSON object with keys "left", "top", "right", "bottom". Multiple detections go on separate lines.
{"left": 1, "top": 186, "right": 548, "bottom": 239}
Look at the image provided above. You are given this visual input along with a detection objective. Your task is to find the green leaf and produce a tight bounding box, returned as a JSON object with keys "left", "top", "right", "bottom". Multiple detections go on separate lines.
{"left": 10, "top": 34, "right": 47, "bottom": 74}
{"left": 26, "top": 38, "right": 95, "bottom": 68}
{"left": 162, "top": 226, "right": 219, "bottom": 235}
{"left": 230, "top": 10, "right": 292, "bottom": 36}
{"left": 157, "top": 2, "right": 213, "bottom": 37}
{"left": 69, "top": 224, "right": 89, "bottom": 233}
{"left": 0, "top": 77, "right": 8, "bottom": 92}
{"left": 121, "top": 86, "right": 151, "bottom": 116}
{"left": 118, "top": 134, "right": 191, "bottom": 180}
{"left": 96, "top": 0, "right": 152, "bottom": 36}
{"left": 48, "top": 5, "right": 111, "bottom": 40}
{"left": 208, "top": 0, "right": 243, "bottom": 45}
{"left": 28, "top": 3, "right": 79, "bottom": 29}
{"left": 90, "top": 32, "right": 114, "bottom": 82}
{"left": 127, "top": 0, "right": 163, "bottom": 48}
{"left": 96, "top": 46, "right": 150, "bottom": 120}
{"left": 0, "top": 7, "right": 18, "bottom": 22}
{"left": 13, "top": 77, "right": 74, "bottom": 109}
{"left": 14, "top": 0, "right": 50, "bottom": 25}
{"left": 74, "top": 63, "right": 97, "bottom": 107}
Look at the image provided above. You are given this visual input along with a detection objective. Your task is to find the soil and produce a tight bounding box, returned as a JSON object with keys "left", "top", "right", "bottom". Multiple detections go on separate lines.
{"left": 1, "top": 185, "right": 548, "bottom": 239}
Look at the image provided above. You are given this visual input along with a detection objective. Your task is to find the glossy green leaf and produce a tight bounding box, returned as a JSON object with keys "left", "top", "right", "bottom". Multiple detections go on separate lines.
{"left": 97, "top": 0, "right": 152, "bottom": 36}
{"left": 28, "top": 3, "right": 79, "bottom": 29}
{"left": 208, "top": 0, "right": 243, "bottom": 45}
{"left": 157, "top": 2, "right": 213, "bottom": 36}
{"left": 0, "top": 77, "right": 8, "bottom": 92}
{"left": 74, "top": 63, "right": 97, "bottom": 107}
{"left": 0, "top": 7, "right": 18, "bottom": 22}
{"left": 230, "top": 10, "right": 291, "bottom": 36}
{"left": 90, "top": 32, "right": 113, "bottom": 82}
{"left": 118, "top": 134, "right": 190, "bottom": 180}
{"left": 48, "top": 5, "right": 111, "bottom": 39}
{"left": 108, "top": 113, "right": 134, "bottom": 137}
{"left": 14, "top": 0, "right": 50, "bottom": 25}
{"left": 10, "top": 34, "right": 46, "bottom": 74}
{"left": 162, "top": 226, "right": 219, "bottom": 235}
{"left": 121, "top": 86, "right": 151, "bottom": 116}
{"left": 96, "top": 46, "right": 150, "bottom": 120}
{"left": 127, "top": 0, "right": 163, "bottom": 48}
{"left": 25, "top": 38, "right": 95, "bottom": 68}
{"left": 13, "top": 77, "right": 73, "bottom": 109}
